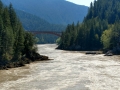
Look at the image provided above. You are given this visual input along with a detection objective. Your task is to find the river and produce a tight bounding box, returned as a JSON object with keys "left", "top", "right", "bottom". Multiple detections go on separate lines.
{"left": 0, "top": 44, "right": 120, "bottom": 90}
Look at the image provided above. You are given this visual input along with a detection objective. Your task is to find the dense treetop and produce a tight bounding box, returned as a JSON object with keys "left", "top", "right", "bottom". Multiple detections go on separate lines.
{"left": 58, "top": 0, "right": 120, "bottom": 54}
{"left": 0, "top": 0, "right": 37, "bottom": 69}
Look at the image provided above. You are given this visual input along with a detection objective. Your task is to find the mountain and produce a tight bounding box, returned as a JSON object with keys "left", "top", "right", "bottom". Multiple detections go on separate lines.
{"left": 15, "top": 9, "right": 65, "bottom": 44}
{"left": 15, "top": 9, "right": 66, "bottom": 31}
{"left": 2, "top": 0, "right": 88, "bottom": 25}
{"left": 58, "top": 0, "right": 120, "bottom": 54}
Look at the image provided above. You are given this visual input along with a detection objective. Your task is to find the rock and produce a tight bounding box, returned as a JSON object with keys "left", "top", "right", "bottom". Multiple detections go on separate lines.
{"left": 86, "top": 51, "right": 96, "bottom": 54}
{"left": 104, "top": 50, "right": 113, "bottom": 56}
{"left": 40, "top": 55, "right": 49, "bottom": 60}
{"left": 86, "top": 51, "right": 102, "bottom": 54}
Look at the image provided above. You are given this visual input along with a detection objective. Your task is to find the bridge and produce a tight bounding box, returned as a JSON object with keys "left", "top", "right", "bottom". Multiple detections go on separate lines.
{"left": 28, "top": 31, "right": 62, "bottom": 37}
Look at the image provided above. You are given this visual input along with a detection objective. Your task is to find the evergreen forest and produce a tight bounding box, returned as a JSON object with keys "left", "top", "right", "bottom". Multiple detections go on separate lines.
{"left": 0, "top": 1, "right": 43, "bottom": 69}
{"left": 58, "top": 0, "right": 120, "bottom": 54}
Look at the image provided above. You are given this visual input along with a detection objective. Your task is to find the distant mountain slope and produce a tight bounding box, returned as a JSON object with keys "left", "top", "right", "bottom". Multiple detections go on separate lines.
{"left": 2, "top": 0, "right": 88, "bottom": 25}
{"left": 15, "top": 9, "right": 66, "bottom": 44}
{"left": 15, "top": 10, "right": 66, "bottom": 31}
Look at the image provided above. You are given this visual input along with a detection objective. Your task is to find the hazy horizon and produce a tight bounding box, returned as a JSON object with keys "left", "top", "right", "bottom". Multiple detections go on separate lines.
{"left": 66, "top": 0, "right": 93, "bottom": 6}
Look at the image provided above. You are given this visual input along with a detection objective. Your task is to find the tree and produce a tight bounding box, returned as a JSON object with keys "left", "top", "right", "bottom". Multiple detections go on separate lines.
{"left": 23, "top": 32, "right": 36, "bottom": 57}
{"left": 101, "top": 28, "right": 112, "bottom": 50}
{"left": 2, "top": 7, "right": 14, "bottom": 60}
{"left": 0, "top": 1, "right": 39, "bottom": 68}
{"left": 58, "top": 0, "right": 120, "bottom": 52}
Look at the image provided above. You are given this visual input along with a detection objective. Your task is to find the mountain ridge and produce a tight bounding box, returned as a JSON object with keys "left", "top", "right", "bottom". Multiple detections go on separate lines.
{"left": 2, "top": 0, "right": 88, "bottom": 25}
{"left": 15, "top": 9, "right": 66, "bottom": 31}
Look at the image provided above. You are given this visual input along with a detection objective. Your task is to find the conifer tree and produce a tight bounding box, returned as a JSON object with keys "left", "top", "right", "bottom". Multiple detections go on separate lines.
{"left": 2, "top": 7, "right": 14, "bottom": 60}
{"left": 58, "top": 0, "right": 120, "bottom": 52}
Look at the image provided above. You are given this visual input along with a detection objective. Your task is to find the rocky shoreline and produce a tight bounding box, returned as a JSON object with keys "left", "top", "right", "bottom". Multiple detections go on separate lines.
{"left": 0, "top": 52, "right": 49, "bottom": 70}
{"left": 56, "top": 46, "right": 120, "bottom": 56}
{"left": 85, "top": 51, "right": 113, "bottom": 56}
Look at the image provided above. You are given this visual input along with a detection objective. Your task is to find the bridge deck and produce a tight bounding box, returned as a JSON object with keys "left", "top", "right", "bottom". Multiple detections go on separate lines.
{"left": 27, "top": 30, "right": 62, "bottom": 37}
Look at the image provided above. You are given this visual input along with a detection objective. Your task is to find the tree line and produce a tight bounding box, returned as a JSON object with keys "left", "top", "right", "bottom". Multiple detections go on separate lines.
{"left": 58, "top": 0, "right": 120, "bottom": 54}
{"left": 0, "top": 1, "right": 39, "bottom": 69}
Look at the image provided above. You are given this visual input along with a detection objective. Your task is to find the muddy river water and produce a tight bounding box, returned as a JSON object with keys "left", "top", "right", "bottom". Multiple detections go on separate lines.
{"left": 0, "top": 44, "right": 120, "bottom": 90}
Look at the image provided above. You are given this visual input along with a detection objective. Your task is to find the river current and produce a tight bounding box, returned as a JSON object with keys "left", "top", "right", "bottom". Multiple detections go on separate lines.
{"left": 0, "top": 44, "right": 120, "bottom": 90}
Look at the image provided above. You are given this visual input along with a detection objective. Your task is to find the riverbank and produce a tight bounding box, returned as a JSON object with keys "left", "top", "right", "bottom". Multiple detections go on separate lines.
{"left": 57, "top": 46, "right": 119, "bottom": 56}
{"left": 0, "top": 52, "right": 49, "bottom": 70}
{"left": 0, "top": 44, "right": 120, "bottom": 90}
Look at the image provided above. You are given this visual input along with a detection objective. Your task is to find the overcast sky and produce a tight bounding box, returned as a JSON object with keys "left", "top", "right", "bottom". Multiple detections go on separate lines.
{"left": 65, "top": 0, "right": 93, "bottom": 6}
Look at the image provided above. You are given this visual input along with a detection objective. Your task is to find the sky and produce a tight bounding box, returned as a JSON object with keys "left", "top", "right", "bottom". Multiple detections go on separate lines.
{"left": 65, "top": 0, "right": 93, "bottom": 6}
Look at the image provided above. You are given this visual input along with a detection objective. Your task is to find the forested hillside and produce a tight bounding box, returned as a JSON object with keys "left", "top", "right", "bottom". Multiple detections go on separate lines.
{"left": 15, "top": 10, "right": 65, "bottom": 44}
{"left": 58, "top": 0, "right": 120, "bottom": 54}
{"left": 1, "top": 0, "right": 88, "bottom": 25}
{"left": 2, "top": 0, "right": 88, "bottom": 44}
{"left": 0, "top": 1, "right": 45, "bottom": 69}
{"left": 15, "top": 10, "right": 66, "bottom": 31}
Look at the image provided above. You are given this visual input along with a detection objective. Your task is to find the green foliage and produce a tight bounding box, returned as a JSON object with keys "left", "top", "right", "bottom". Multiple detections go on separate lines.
{"left": 0, "top": 1, "right": 36, "bottom": 66}
{"left": 101, "top": 27, "right": 113, "bottom": 49}
{"left": 58, "top": 23, "right": 79, "bottom": 50}
{"left": 56, "top": 37, "right": 61, "bottom": 45}
{"left": 36, "top": 34, "right": 58, "bottom": 44}
{"left": 58, "top": 0, "right": 120, "bottom": 53}
{"left": 101, "top": 22, "right": 120, "bottom": 54}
